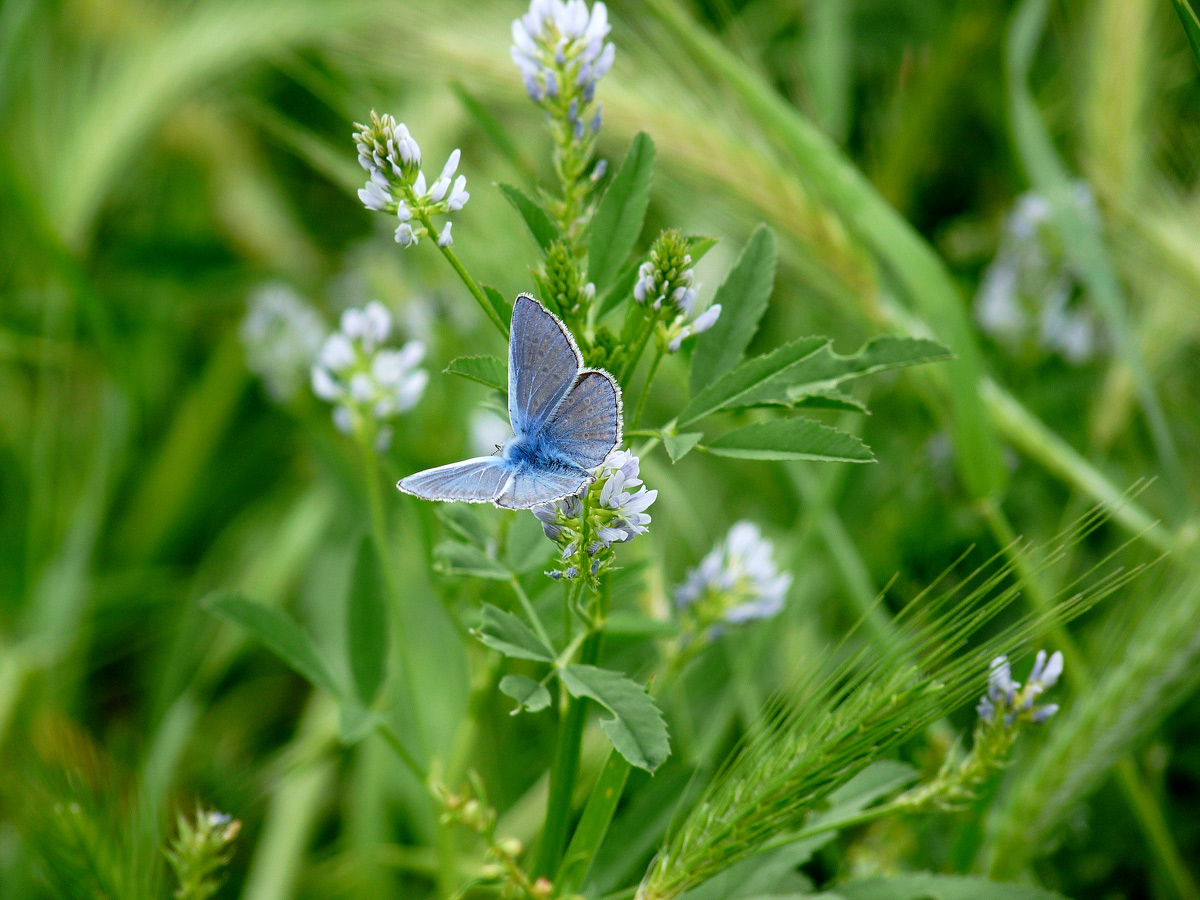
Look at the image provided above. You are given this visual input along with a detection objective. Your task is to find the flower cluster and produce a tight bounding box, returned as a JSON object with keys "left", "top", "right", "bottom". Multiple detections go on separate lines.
{"left": 635, "top": 231, "right": 721, "bottom": 352}
{"left": 240, "top": 283, "right": 328, "bottom": 402}
{"left": 354, "top": 111, "right": 469, "bottom": 247}
{"left": 311, "top": 301, "right": 428, "bottom": 449}
{"left": 675, "top": 521, "right": 791, "bottom": 636}
{"left": 540, "top": 239, "right": 596, "bottom": 324}
{"left": 165, "top": 808, "right": 241, "bottom": 900}
{"left": 975, "top": 185, "right": 1101, "bottom": 364}
{"left": 897, "top": 650, "right": 1065, "bottom": 812}
{"left": 977, "top": 650, "right": 1063, "bottom": 727}
{"left": 512, "top": 0, "right": 613, "bottom": 138}
{"left": 533, "top": 449, "right": 657, "bottom": 583}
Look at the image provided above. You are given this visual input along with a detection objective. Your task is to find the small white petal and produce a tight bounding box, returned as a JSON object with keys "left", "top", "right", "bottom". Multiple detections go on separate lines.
{"left": 437, "top": 221, "right": 454, "bottom": 247}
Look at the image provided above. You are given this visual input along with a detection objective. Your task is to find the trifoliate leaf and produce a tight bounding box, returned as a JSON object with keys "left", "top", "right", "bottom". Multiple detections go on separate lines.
{"left": 500, "top": 674, "right": 553, "bottom": 714}
{"left": 560, "top": 664, "right": 670, "bottom": 771}
{"left": 690, "top": 224, "right": 776, "bottom": 395}
{"left": 444, "top": 355, "right": 507, "bottom": 393}
{"left": 589, "top": 132, "right": 655, "bottom": 292}
{"left": 475, "top": 603, "right": 555, "bottom": 662}
{"left": 708, "top": 418, "right": 874, "bottom": 463}
{"left": 202, "top": 590, "right": 341, "bottom": 697}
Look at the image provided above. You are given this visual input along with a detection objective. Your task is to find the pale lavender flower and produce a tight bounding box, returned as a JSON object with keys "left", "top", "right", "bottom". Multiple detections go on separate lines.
{"left": 240, "top": 283, "right": 328, "bottom": 402}
{"left": 977, "top": 650, "right": 1063, "bottom": 727}
{"left": 311, "top": 301, "right": 427, "bottom": 446}
{"left": 675, "top": 521, "right": 792, "bottom": 634}
{"left": 353, "top": 112, "right": 469, "bottom": 247}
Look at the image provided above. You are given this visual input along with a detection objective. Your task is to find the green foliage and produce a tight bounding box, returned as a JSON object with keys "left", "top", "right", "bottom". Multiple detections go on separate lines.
{"left": 444, "top": 355, "right": 508, "bottom": 393}
{"left": 498, "top": 182, "right": 560, "bottom": 251}
{"left": 499, "top": 674, "right": 553, "bottom": 713}
{"left": 835, "top": 874, "right": 1066, "bottom": 900}
{"left": 475, "top": 603, "right": 556, "bottom": 662}
{"left": 588, "top": 132, "right": 656, "bottom": 291}
{"left": 707, "top": 417, "right": 874, "bottom": 463}
{"left": 1171, "top": 0, "right": 1200, "bottom": 70}
{"left": 346, "top": 537, "right": 389, "bottom": 706}
{"left": 559, "top": 665, "right": 671, "bottom": 772}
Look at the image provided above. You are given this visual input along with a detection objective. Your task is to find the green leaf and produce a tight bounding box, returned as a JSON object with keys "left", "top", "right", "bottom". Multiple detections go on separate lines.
{"left": 202, "top": 590, "right": 340, "bottom": 697}
{"left": 434, "top": 541, "right": 512, "bottom": 580}
{"left": 588, "top": 132, "right": 656, "bottom": 292}
{"left": 679, "top": 337, "right": 827, "bottom": 426}
{"left": 338, "top": 700, "right": 379, "bottom": 745}
{"left": 683, "top": 234, "right": 719, "bottom": 262}
{"left": 837, "top": 874, "right": 1067, "bottom": 900}
{"left": 1171, "top": 0, "right": 1200, "bottom": 70}
{"left": 445, "top": 355, "right": 507, "bottom": 393}
{"left": 560, "top": 664, "right": 670, "bottom": 771}
{"left": 498, "top": 183, "right": 560, "bottom": 251}
{"left": 708, "top": 417, "right": 874, "bottom": 463}
{"left": 556, "top": 748, "right": 633, "bottom": 895}
{"left": 436, "top": 504, "right": 489, "bottom": 548}
{"left": 690, "top": 225, "right": 776, "bottom": 394}
{"left": 664, "top": 431, "right": 704, "bottom": 462}
{"left": 504, "top": 512, "right": 554, "bottom": 573}
{"left": 499, "top": 674, "right": 552, "bottom": 713}
{"left": 475, "top": 603, "right": 556, "bottom": 662}
{"left": 680, "top": 335, "right": 950, "bottom": 426}
{"left": 346, "top": 537, "right": 389, "bottom": 706}
{"left": 481, "top": 284, "right": 513, "bottom": 335}
{"left": 793, "top": 390, "right": 868, "bottom": 413}
{"left": 603, "top": 611, "right": 680, "bottom": 640}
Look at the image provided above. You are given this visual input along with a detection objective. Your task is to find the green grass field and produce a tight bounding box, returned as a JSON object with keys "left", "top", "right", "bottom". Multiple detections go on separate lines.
{"left": 4, "top": 1, "right": 1200, "bottom": 898}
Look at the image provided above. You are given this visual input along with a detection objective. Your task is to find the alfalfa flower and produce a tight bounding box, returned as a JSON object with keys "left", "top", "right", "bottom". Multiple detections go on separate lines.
{"left": 353, "top": 112, "right": 468, "bottom": 246}
{"left": 240, "top": 283, "right": 327, "bottom": 401}
{"left": 974, "top": 184, "right": 1101, "bottom": 364}
{"left": 977, "top": 650, "right": 1063, "bottom": 727}
{"left": 635, "top": 230, "right": 721, "bottom": 352}
{"left": 311, "top": 301, "right": 428, "bottom": 449}
{"left": 675, "top": 521, "right": 791, "bottom": 636}
{"left": 533, "top": 448, "right": 657, "bottom": 583}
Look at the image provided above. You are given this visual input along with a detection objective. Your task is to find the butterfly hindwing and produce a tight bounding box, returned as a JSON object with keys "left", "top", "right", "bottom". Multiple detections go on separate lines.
{"left": 541, "top": 370, "right": 622, "bottom": 470}
{"left": 495, "top": 465, "right": 591, "bottom": 510}
{"left": 397, "top": 457, "right": 511, "bottom": 504}
{"left": 509, "top": 294, "right": 583, "bottom": 438}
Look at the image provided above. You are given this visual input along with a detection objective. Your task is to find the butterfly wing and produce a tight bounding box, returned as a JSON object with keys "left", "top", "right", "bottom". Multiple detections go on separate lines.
{"left": 509, "top": 294, "right": 583, "bottom": 438}
{"left": 541, "top": 370, "right": 622, "bottom": 470}
{"left": 494, "top": 465, "right": 591, "bottom": 509}
{"left": 397, "top": 457, "right": 512, "bottom": 504}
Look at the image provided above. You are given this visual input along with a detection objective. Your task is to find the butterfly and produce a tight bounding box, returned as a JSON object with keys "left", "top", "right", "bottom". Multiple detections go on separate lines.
{"left": 398, "top": 294, "right": 623, "bottom": 509}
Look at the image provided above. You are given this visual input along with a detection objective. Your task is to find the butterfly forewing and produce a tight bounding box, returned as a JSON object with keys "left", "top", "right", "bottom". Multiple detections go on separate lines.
{"left": 541, "top": 371, "right": 622, "bottom": 470}
{"left": 509, "top": 295, "right": 583, "bottom": 437}
{"left": 398, "top": 457, "right": 509, "bottom": 503}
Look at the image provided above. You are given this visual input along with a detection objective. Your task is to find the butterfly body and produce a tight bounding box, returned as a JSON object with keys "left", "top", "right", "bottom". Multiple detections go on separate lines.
{"left": 398, "top": 295, "right": 622, "bottom": 509}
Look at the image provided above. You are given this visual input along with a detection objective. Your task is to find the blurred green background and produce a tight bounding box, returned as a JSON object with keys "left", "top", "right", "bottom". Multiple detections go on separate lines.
{"left": 4, "top": 0, "right": 1200, "bottom": 898}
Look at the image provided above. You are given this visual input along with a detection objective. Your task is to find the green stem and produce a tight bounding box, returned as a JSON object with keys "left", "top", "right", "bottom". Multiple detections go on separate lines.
{"left": 511, "top": 576, "right": 553, "bottom": 649}
{"left": 418, "top": 212, "right": 508, "bottom": 336}
{"left": 631, "top": 344, "right": 665, "bottom": 430}
{"left": 533, "top": 577, "right": 609, "bottom": 879}
{"left": 619, "top": 317, "right": 657, "bottom": 385}
{"left": 979, "top": 499, "right": 1200, "bottom": 900}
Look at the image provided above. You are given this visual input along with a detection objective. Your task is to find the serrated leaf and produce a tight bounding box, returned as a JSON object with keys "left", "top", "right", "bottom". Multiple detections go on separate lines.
{"left": 690, "top": 225, "right": 776, "bottom": 395}
{"left": 475, "top": 603, "right": 555, "bottom": 662}
{"left": 500, "top": 674, "right": 552, "bottom": 713}
{"left": 679, "top": 337, "right": 828, "bottom": 426}
{"left": 837, "top": 874, "right": 1067, "bottom": 900}
{"left": 664, "top": 431, "right": 704, "bottom": 462}
{"left": 588, "top": 132, "right": 655, "bottom": 292}
{"left": 775, "top": 336, "right": 951, "bottom": 406}
{"left": 346, "top": 537, "right": 389, "bottom": 706}
{"left": 445, "top": 355, "right": 507, "bottom": 393}
{"left": 560, "top": 664, "right": 670, "bottom": 771}
{"left": 708, "top": 417, "right": 874, "bottom": 463}
{"left": 792, "top": 389, "right": 869, "bottom": 413}
{"left": 202, "top": 590, "right": 340, "bottom": 697}
{"left": 434, "top": 541, "right": 512, "bottom": 579}
{"left": 436, "top": 504, "right": 489, "bottom": 548}
{"left": 498, "top": 182, "right": 560, "bottom": 251}
{"left": 481, "top": 284, "right": 512, "bottom": 334}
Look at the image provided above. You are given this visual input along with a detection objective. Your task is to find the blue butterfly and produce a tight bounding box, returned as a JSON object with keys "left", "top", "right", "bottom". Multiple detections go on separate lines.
{"left": 398, "top": 294, "right": 623, "bottom": 509}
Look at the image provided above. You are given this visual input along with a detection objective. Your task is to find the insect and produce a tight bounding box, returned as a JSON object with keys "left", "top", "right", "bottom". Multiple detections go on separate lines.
{"left": 398, "top": 294, "right": 622, "bottom": 508}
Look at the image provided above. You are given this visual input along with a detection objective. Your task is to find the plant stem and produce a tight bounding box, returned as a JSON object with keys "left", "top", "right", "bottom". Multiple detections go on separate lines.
{"left": 418, "top": 212, "right": 508, "bottom": 336}
{"left": 533, "top": 576, "right": 609, "bottom": 879}
{"left": 619, "top": 317, "right": 657, "bottom": 385}
{"left": 511, "top": 576, "right": 553, "bottom": 649}
{"left": 631, "top": 344, "right": 664, "bottom": 430}
{"left": 979, "top": 498, "right": 1200, "bottom": 900}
